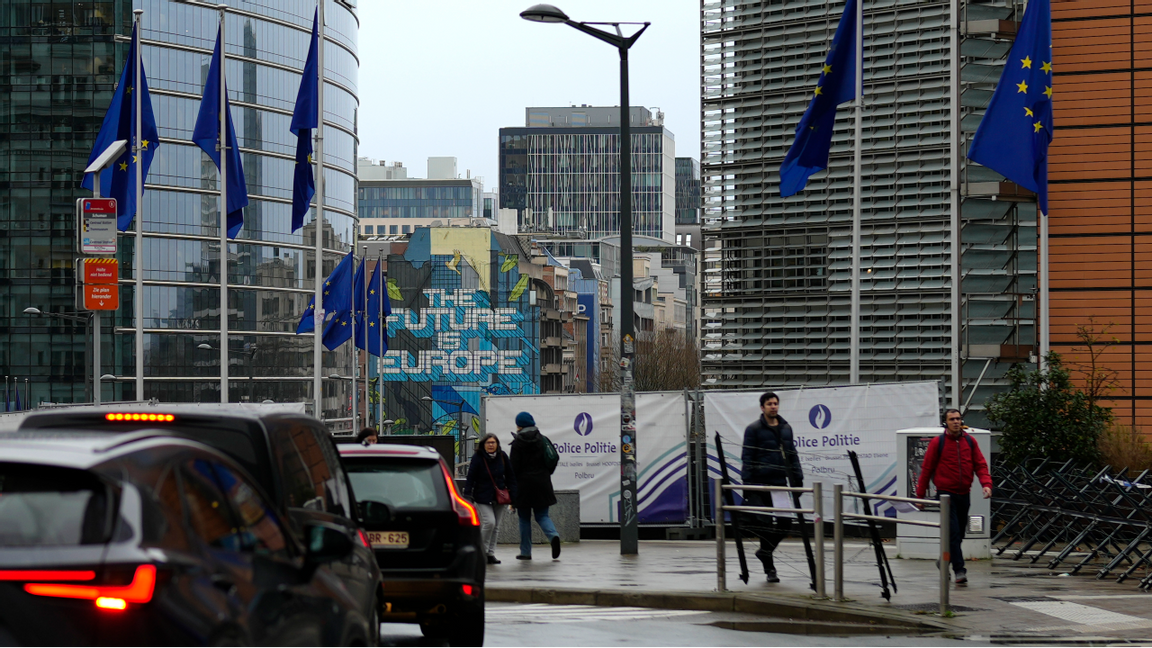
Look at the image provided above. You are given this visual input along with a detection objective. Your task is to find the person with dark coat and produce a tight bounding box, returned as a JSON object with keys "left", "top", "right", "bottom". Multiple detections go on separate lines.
{"left": 463, "top": 433, "right": 517, "bottom": 564}
{"left": 508, "top": 411, "right": 561, "bottom": 560}
{"left": 741, "top": 391, "right": 804, "bottom": 583}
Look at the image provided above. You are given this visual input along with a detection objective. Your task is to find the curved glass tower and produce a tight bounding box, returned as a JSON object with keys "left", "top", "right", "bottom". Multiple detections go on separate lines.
{"left": 0, "top": 0, "right": 358, "bottom": 417}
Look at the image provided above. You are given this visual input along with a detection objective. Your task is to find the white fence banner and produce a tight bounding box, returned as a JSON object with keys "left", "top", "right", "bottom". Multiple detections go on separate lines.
{"left": 703, "top": 382, "right": 940, "bottom": 517}
{"left": 483, "top": 392, "right": 688, "bottom": 524}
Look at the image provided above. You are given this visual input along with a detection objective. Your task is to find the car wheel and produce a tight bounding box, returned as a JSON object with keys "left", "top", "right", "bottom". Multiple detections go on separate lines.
{"left": 445, "top": 601, "right": 484, "bottom": 647}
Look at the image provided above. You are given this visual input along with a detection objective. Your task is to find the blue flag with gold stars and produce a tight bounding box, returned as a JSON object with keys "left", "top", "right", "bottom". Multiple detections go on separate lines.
{"left": 81, "top": 23, "right": 159, "bottom": 232}
{"left": 356, "top": 262, "right": 390, "bottom": 355}
{"left": 779, "top": 0, "right": 858, "bottom": 197}
{"left": 290, "top": 8, "right": 319, "bottom": 233}
{"left": 968, "top": 0, "right": 1053, "bottom": 215}
{"left": 193, "top": 25, "right": 250, "bottom": 239}
{"left": 322, "top": 257, "right": 364, "bottom": 350}
{"left": 296, "top": 249, "right": 354, "bottom": 335}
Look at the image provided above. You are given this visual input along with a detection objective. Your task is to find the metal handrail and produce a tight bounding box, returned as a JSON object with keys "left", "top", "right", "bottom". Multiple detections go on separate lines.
{"left": 833, "top": 484, "right": 951, "bottom": 615}
{"left": 715, "top": 482, "right": 824, "bottom": 598}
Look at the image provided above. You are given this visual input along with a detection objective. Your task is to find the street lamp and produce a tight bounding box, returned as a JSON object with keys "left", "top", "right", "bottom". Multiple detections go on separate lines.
{"left": 330, "top": 373, "right": 358, "bottom": 433}
{"left": 25, "top": 307, "right": 97, "bottom": 405}
{"left": 199, "top": 342, "right": 258, "bottom": 403}
{"left": 521, "top": 3, "right": 648, "bottom": 555}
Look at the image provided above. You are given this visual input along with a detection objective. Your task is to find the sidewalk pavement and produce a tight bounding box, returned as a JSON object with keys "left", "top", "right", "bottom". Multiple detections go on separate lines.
{"left": 485, "top": 539, "right": 1152, "bottom": 641}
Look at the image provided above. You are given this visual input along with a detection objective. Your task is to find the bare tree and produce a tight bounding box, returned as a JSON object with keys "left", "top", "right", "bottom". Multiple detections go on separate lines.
{"left": 1068, "top": 316, "right": 1122, "bottom": 412}
{"left": 598, "top": 329, "right": 701, "bottom": 392}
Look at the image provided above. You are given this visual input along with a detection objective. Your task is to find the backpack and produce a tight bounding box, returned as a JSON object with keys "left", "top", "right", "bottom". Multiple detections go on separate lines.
{"left": 541, "top": 433, "right": 560, "bottom": 475}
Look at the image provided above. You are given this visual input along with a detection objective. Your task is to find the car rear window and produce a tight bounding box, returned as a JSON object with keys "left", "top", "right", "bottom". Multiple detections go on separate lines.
{"left": 343, "top": 458, "right": 445, "bottom": 510}
{"left": 0, "top": 463, "right": 115, "bottom": 546}
{"left": 19, "top": 413, "right": 273, "bottom": 492}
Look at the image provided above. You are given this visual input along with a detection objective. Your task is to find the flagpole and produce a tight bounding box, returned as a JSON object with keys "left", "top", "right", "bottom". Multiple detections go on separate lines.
{"left": 949, "top": 0, "right": 961, "bottom": 408}
{"left": 362, "top": 243, "right": 369, "bottom": 431}
{"left": 313, "top": 0, "right": 325, "bottom": 420}
{"left": 1039, "top": 212, "right": 1048, "bottom": 369}
{"left": 134, "top": 9, "right": 144, "bottom": 401}
{"left": 849, "top": 0, "right": 862, "bottom": 385}
{"left": 351, "top": 253, "right": 358, "bottom": 434}
{"left": 378, "top": 250, "right": 385, "bottom": 433}
{"left": 217, "top": 10, "right": 230, "bottom": 403}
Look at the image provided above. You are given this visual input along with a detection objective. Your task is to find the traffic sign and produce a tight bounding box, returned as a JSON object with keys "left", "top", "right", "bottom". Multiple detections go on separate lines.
{"left": 76, "top": 198, "right": 117, "bottom": 255}
{"left": 79, "top": 258, "right": 118, "bottom": 284}
{"left": 81, "top": 284, "right": 119, "bottom": 311}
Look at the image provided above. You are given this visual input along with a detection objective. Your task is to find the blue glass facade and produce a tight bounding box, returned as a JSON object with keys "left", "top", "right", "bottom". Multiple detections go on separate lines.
{"left": 1, "top": 0, "right": 358, "bottom": 411}
{"left": 675, "top": 157, "right": 700, "bottom": 225}
{"left": 358, "top": 181, "right": 480, "bottom": 221}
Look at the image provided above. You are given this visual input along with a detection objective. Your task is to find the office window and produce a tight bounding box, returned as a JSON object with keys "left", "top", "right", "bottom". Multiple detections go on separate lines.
{"left": 363, "top": 225, "right": 373, "bottom": 235}
{"left": 390, "top": 225, "right": 398, "bottom": 235}
{"left": 402, "top": 225, "right": 411, "bottom": 234}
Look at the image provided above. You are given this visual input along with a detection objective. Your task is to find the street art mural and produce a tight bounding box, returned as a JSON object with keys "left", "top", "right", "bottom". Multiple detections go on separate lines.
{"left": 376, "top": 229, "right": 540, "bottom": 450}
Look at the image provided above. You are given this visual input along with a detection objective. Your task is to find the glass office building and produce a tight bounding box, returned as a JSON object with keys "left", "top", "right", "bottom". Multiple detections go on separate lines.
{"left": 1, "top": 0, "right": 359, "bottom": 414}
{"left": 357, "top": 178, "right": 484, "bottom": 236}
{"left": 499, "top": 106, "right": 676, "bottom": 242}
{"left": 701, "top": 0, "right": 1033, "bottom": 424}
{"left": 675, "top": 157, "right": 700, "bottom": 225}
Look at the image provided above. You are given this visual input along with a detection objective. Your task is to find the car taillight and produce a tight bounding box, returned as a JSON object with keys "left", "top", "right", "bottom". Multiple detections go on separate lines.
{"left": 441, "top": 463, "right": 479, "bottom": 527}
{"left": 0, "top": 570, "right": 96, "bottom": 581}
{"left": 357, "top": 529, "right": 371, "bottom": 548}
{"left": 23, "top": 565, "right": 156, "bottom": 611}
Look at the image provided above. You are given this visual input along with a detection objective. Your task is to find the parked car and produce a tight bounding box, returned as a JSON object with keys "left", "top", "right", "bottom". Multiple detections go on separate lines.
{"left": 0, "top": 430, "right": 376, "bottom": 646}
{"left": 337, "top": 443, "right": 485, "bottom": 646}
{"left": 18, "top": 405, "right": 383, "bottom": 643}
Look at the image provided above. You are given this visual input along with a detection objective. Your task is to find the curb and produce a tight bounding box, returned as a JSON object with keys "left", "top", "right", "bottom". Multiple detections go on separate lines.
{"left": 485, "top": 586, "right": 953, "bottom": 632}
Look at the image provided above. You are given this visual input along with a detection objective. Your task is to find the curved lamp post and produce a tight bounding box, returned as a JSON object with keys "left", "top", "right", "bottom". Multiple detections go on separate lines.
{"left": 25, "top": 307, "right": 97, "bottom": 404}
{"left": 521, "top": 3, "right": 648, "bottom": 555}
{"left": 200, "top": 342, "right": 259, "bottom": 403}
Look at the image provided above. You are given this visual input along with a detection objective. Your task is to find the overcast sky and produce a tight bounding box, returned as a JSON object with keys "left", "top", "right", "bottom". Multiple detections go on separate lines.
{"left": 355, "top": 1, "right": 700, "bottom": 189}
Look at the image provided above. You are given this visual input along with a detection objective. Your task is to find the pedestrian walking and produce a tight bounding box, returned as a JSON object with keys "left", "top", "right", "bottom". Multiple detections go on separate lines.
{"left": 741, "top": 391, "right": 803, "bottom": 583}
{"left": 508, "top": 411, "right": 561, "bottom": 560}
{"left": 915, "top": 408, "right": 993, "bottom": 584}
{"left": 462, "top": 433, "right": 517, "bottom": 564}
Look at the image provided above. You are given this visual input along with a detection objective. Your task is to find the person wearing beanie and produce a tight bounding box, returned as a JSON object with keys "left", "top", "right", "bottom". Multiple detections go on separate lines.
{"left": 508, "top": 411, "right": 561, "bottom": 560}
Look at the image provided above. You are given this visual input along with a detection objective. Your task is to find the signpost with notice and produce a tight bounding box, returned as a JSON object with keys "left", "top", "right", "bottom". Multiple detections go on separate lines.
{"left": 76, "top": 198, "right": 118, "bottom": 255}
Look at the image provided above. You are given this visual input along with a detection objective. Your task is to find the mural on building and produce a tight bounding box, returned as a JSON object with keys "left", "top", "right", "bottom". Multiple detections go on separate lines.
{"left": 378, "top": 229, "right": 540, "bottom": 445}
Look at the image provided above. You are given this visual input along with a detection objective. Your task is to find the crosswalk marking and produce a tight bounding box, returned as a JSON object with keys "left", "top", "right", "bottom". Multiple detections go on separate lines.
{"left": 488, "top": 604, "right": 708, "bottom": 624}
{"left": 1011, "top": 600, "right": 1152, "bottom": 633}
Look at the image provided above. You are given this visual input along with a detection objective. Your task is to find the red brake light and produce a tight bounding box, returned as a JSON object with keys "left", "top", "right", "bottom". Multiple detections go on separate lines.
{"left": 441, "top": 463, "right": 479, "bottom": 527}
{"left": 357, "top": 529, "right": 371, "bottom": 548}
{"left": 0, "top": 570, "right": 95, "bottom": 582}
{"left": 104, "top": 413, "right": 175, "bottom": 423}
{"left": 24, "top": 565, "right": 156, "bottom": 610}
{"left": 461, "top": 584, "right": 474, "bottom": 596}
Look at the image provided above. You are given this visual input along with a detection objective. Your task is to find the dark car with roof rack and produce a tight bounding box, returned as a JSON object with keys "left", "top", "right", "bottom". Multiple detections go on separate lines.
{"left": 17, "top": 405, "right": 384, "bottom": 644}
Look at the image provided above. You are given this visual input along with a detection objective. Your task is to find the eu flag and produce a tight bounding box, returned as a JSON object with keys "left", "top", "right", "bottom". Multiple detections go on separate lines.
{"left": 81, "top": 23, "right": 159, "bottom": 232}
{"left": 967, "top": 0, "right": 1053, "bottom": 215}
{"left": 356, "top": 262, "right": 387, "bottom": 354}
{"left": 192, "top": 25, "right": 249, "bottom": 239}
{"left": 322, "top": 257, "right": 365, "bottom": 350}
{"left": 297, "top": 250, "right": 355, "bottom": 334}
{"left": 779, "top": 0, "right": 858, "bottom": 197}
{"left": 291, "top": 9, "right": 319, "bottom": 233}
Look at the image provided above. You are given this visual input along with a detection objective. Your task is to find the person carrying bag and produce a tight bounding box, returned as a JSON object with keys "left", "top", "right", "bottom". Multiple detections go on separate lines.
{"left": 463, "top": 432, "right": 517, "bottom": 564}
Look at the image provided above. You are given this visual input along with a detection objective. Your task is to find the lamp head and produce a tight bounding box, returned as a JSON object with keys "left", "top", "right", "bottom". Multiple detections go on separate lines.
{"left": 520, "top": 3, "right": 568, "bottom": 23}
{"left": 197, "top": 343, "right": 213, "bottom": 350}
{"left": 23, "top": 307, "right": 41, "bottom": 315}
{"left": 100, "top": 374, "right": 116, "bottom": 381}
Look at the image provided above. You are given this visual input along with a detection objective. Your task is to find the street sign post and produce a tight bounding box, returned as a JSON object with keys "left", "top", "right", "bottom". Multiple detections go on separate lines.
{"left": 76, "top": 198, "right": 118, "bottom": 255}
{"left": 81, "top": 284, "right": 119, "bottom": 311}
{"left": 76, "top": 258, "right": 119, "bottom": 312}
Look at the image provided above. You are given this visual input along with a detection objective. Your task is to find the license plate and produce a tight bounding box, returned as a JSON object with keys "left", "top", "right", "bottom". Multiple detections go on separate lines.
{"left": 367, "top": 531, "right": 409, "bottom": 548}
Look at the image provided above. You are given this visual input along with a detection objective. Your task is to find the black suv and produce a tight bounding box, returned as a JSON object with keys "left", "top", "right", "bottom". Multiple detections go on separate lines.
{"left": 0, "top": 431, "right": 375, "bottom": 645}
{"left": 337, "top": 443, "right": 485, "bottom": 646}
{"left": 19, "top": 405, "right": 383, "bottom": 642}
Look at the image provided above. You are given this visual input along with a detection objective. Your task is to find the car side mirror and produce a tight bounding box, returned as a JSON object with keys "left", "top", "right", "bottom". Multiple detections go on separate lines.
{"left": 304, "top": 523, "right": 355, "bottom": 563}
{"left": 359, "top": 499, "right": 394, "bottom": 526}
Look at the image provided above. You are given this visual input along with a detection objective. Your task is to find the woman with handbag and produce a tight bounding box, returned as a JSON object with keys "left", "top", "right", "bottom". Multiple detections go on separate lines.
{"left": 463, "top": 432, "right": 517, "bottom": 564}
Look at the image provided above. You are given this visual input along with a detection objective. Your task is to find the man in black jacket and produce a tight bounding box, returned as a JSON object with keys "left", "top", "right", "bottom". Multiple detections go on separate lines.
{"left": 741, "top": 391, "right": 804, "bottom": 583}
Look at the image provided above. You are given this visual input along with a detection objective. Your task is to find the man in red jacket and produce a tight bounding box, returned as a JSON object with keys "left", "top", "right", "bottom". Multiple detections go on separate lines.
{"left": 915, "top": 408, "right": 993, "bottom": 584}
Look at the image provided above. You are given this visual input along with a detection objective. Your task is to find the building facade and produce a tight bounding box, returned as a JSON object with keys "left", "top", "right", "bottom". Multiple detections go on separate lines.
{"left": 700, "top": 0, "right": 1033, "bottom": 425}
{"left": 499, "top": 105, "right": 676, "bottom": 242}
{"left": 675, "top": 157, "right": 701, "bottom": 225}
{"left": 1, "top": 0, "right": 359, "bottom": 413}
{"left": 357, "top": 171, "right": 485, "bottom": 237}
{"left": 1047, "top": 3, "right": 1152, "bottom": 430}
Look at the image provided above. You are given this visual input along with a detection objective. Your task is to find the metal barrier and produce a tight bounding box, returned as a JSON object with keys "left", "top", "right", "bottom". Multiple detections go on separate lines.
{"left": 991, "top": 459, "right": 1152, "bottom": 588}
{"left": 715, "top": 482, "right": 824, "bottom": 597}
{"left": 715, "top": 480, "right": 953, "bottom": 614}
{"left": 834, "top": 484, "right": 950, "bottom": 614}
